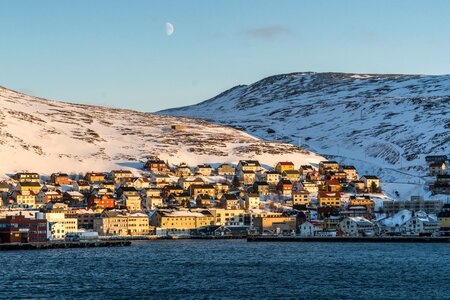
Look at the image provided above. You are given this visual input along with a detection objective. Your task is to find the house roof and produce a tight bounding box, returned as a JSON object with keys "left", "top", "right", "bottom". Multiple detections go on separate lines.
{"left": 222, "top": 194, "right": 239, "bottom": 200}
{"left": 279, "top": 179, "right": 292, "bottom": 185}
{"left": 341, "top": 165, "right": 356, "bottom": 170}
{"left": 239, "top": 160, "right": 261, "bottom": 166}
{"left": 158, "top": 209, "right": 209, "bottom": 218}
{"left": 196, "top": 194, "right": 213, "bottom": 200}
{"left": 321, "top": 161, "right": 339, "bottom": 165}
{"left": 293, "top": 190, "right": 310, "bottom": 195}
{"left": 362, "top": 175, "right": 379, "bottom": 180}
{"left": 86, "top": 172, "right": 104, "bottom": 177}
{"left": 197, "top": 164, "right": 212, "bottom": 169}
{"left": 282, "top": 170, "right": 300, "bottom": 175}
{"left": 425, "top": 155, "right": 448, "bottom": 161}
{"left": 438, "top": 211, "right": 450, "bottom": 218}
{"left": 246, "top": 193, "right": 260, "bottom": 198}
{"left": 65, "top": 191, "right": 84, "bottom": 197}
{"left": 19, "top": 182, "right": 41, "bottom": 187}
{"left": 300, "top": 165, "right": 313, "bottom": 169}
{"left": 326, "top": 179, "right": 340, "bottom": 186}
{"left": 349, "top": 195, "right": 371, "bottom": 200}
{"left": 318, "top": 191, "right": 341, "bottom": 197}
{"left": 437, "top": 174, "right": 450, "bottom": 179}
{"left": 277, "top": 161, "right": 294, "bottom": 166}
{"left": 111, "top": 170, "right": 133, "bottom": 174}
{"left": 347, "top": 217, "right": 373, "bottom": 226}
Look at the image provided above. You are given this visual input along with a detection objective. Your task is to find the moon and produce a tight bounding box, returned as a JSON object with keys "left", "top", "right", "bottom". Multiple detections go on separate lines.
{"left": 166, "top": 22, "right": 174, "bottom": 36}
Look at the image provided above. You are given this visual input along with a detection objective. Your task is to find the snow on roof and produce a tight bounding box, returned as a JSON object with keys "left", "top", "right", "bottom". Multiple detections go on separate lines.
{"left": 347, "top": 217, "right": 373, "bottom": 225}
{"left": 66, "top": 191, "right": 84, "bottom": 197}
{"left": 378, "top": 209, "right": 412, "bottom": 226}
{"left": 160, "top": 210, "right": 208, "bottom": 218}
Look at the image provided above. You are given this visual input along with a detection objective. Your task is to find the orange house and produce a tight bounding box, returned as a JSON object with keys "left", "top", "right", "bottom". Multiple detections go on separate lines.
{"left": 88, "top": 194, "right": 115, "bottom": 210}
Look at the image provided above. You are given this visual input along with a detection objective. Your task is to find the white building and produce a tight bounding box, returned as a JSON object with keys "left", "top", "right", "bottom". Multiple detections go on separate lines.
{"left": 298, "top": 221, "right": 322, "bottom": 237}
{"left": 339, "top": 217, "right": 375, "bottom": 237}
{"left": 45, "top": 212, "right": 78, "bottom": 239}
{"left": 49, "top": 222, "right": 66, "bottom": 240}
{"left": 244, "top": 193, "right": 260, "bottom": 210}
{"left": 376, "top": 210, "right": 440, "bottom": 236}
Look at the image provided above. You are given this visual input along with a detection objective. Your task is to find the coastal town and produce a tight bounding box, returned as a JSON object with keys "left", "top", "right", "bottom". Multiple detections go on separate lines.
{"left": 0, "top": 155, "right": 449, "bottom": 244}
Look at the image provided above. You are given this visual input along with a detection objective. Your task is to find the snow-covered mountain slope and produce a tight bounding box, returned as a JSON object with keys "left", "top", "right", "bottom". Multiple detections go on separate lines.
{"left": 160, "top": 72, "right": 450, "bottom": 198}
{"left": 0, "top": 86, "right": 323, "bottom": 176}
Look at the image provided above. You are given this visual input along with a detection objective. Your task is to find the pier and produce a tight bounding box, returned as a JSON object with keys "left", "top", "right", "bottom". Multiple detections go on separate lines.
{"left": 247, "top": 235, "right": 450, "bottom": 243}
{"left": 0, "top": 240, "right": 131, "bottom": 251}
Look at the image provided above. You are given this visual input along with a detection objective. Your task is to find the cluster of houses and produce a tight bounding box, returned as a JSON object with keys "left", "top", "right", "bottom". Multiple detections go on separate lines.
{"left": 0, "top": 156, "right": 449, "bottom": 243}
{"left": 427, "top": 155, "right": 450, "bottom": 195}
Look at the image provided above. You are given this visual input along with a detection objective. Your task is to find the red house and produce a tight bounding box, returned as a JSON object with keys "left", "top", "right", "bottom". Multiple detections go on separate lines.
{"left": 145, "top": 158, "right": 168, "bottom": 174}
{"left": 277, "top": 179, "right": 293, "bottom": 196}
{"left": 88, "top": 194, "right": 115, "bottom": 210}
{"left": 0, "top": 215, "right": 48, "bottom": 243}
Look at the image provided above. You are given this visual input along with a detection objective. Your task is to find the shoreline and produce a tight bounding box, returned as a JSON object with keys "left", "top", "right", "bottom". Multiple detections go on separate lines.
{"left": 247, "top": 235, "right": 450, "bottom": 243}
{"left": 0, "top": 240, "right": 131, "bottom": 251}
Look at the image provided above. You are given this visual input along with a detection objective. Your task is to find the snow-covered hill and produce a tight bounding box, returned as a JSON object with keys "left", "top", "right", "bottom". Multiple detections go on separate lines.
{"left": 159, "top": 72, "right": 450, "bottom": 199}
{"left": 0, "top": 86, "right": 323, "bottom": 176}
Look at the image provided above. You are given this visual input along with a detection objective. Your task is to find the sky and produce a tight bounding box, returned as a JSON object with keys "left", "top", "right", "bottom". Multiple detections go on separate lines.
{"left": 1, "top": 0, "right": 449, "bottom": 112}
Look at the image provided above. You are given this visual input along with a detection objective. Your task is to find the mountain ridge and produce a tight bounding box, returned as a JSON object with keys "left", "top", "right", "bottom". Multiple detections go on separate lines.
{"left": 159, "top": 71, "right": 450, "bottom": 199}
{"left": 0, "top": 85, "right": 323, "bottom": 176}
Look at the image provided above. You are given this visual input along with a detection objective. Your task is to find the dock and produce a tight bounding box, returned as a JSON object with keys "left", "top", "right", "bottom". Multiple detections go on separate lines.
{"left": 0, "top": 240, "right": 131, "bottom": 251}
{"left": 247, "top": 235, "right": 450, "bottom": 243}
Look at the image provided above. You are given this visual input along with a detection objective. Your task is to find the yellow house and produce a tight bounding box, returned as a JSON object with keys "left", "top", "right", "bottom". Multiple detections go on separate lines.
{"left": 264, "top": 171, "right": 281, "bottom": 185}
{"left": 318, "top": 192, "right": 342, "bottom": 207}
{"left": 123, "top": 194, "right": 142, "bottom": 212}
{"left": 205, "top": 208, "right": 246, "bottom": 226}
{"left": 189, "top": 184, "right": 216, "bottom": 198}
{"left": 349, "top": 196, "right": 374, "bottom": 209}
{"left": 94, "top": 211, "right": 128, "bottom": 236}
{"left": 282, "top": 170, "right": 301, "bottom": 182}
{"left": 94, "top": 210, "right": 149, "bottom": 236}
{"left": 319, "top": 161, "right": 340, "bottom": 174}
{"left": 127, "top": 213, "right": 150, "bottom": 235}
{"left": 14, "top": 172, "right": 40, "bottom": 183}
{"left": 275, "top": 162, "right": 295, "bottom": 174}
{"left": 150, "top": 209, "right": 213, "bottom": 230}
{"left": 292, "top": 190, "right": 310, "bottom": 206}
{"left": 238, "top": 160, "right": 262, "bottom": 173}
{"left": 110, "top": 169, "right": 133, "bottom": 183}
{"left": 178, "top": 177, "right": 204, "bottom": 190}
{"left": 85, "top": 172, "right": 105, "bottom": 183}
{"left": 241, "top": 171, "right": 256, "bottom": 185}
{"left": 13, "top": 190, "right": 37, "bottom": 207}
{"left": 17, "top": 182, "right": 41, "bottom": 194}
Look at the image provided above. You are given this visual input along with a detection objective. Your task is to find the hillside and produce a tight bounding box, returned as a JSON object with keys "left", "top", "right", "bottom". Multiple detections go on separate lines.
{"left": 159, "top": 72, "right": 450, "bottom": 199}
{"left": 0, "top": 86, "right": 323, "bottom": 176}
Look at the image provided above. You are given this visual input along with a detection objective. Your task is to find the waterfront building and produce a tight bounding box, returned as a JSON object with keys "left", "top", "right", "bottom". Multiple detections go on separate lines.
{"left": 149, "top": 209, "right": 213, "bottom": 235}
{"left": 382, "top": 196, "right": 443, "bottom": 214}
{"left": 0, "top": 215, "right": 47, "bottom": 243}
{"left": 339, "top": 217, "right": 375, "bottom": 237}
{"left": 94, "top": 210, "right": 149, "bottom": 236}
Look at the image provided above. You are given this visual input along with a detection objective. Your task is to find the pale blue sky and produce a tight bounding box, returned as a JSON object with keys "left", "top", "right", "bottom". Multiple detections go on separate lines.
{"left": 1, "top": 0, "right": 449, "bottom": 111}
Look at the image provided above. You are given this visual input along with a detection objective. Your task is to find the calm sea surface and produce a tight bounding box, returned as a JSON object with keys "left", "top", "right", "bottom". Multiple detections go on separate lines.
{"left": 0, "top": 240, "right": 449, "bottom": 299}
